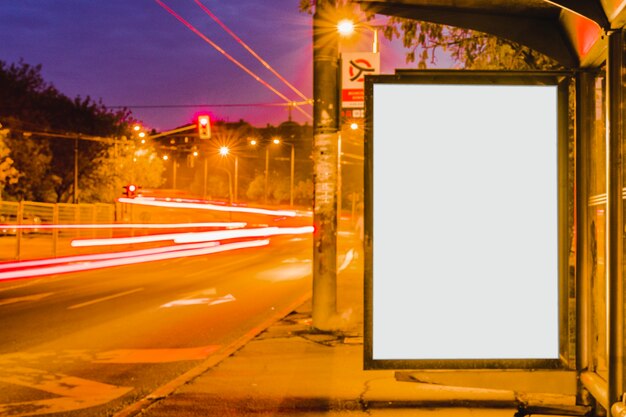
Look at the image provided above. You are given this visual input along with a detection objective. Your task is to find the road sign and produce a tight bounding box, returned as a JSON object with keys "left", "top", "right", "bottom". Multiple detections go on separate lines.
{"left": 341, "top": 52, "right": 380, "bottom": 108}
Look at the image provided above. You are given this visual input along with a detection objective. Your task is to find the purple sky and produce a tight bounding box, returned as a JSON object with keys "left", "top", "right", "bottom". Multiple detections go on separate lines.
{"left": 0, "top": 1, "right": 409, "bottom": 132}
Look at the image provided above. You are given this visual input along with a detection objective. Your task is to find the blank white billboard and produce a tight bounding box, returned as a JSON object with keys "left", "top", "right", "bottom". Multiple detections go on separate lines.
{"left": 371, "top": 82, "right": 559, "bottom": 362}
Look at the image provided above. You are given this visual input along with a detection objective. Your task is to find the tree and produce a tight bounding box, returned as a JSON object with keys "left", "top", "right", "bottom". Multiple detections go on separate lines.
{"left": 0, "top": 60, "right": 139, "bottom": 203}
{"left": 80, "top": 140, "right": 165, "bottom": 203}
{"left": 0, "top": 125, "right": 20, "bottom": 199}
{"left": 246, "top": 174, "right": 265, "bottom": 202}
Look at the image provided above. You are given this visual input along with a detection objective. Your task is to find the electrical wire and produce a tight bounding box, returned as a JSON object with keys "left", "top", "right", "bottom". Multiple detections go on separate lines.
{"left": 108, "top": 101, "right": 310, "bottom": 109}
{"left": 154, "top": 0, "right": 312, "bottom": 120}
{"left": 193, "top": 0, "right": 310, "bottom": 102}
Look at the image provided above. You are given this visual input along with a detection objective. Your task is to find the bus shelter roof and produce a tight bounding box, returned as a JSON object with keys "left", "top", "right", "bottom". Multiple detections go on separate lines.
{"left": 355, "top": 0, "right": 626, "bottom": 68}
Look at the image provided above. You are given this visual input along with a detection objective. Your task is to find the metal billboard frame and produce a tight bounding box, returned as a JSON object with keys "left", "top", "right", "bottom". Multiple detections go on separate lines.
{"left": 363, "top": 70, "right": 573, "bottom": 370}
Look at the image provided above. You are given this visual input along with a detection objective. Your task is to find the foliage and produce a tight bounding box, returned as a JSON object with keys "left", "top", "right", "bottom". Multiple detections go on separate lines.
{"left": 383, "top": 19, "right": 561, "bottom": 70}
{"left": 80, "top": 140, "right": 164, "bottom": 203}
{"left": 0, "top": 126, "right": 20, "bottom": 199}
{"left": 294, "top": 179, "right": 313, "bottom": 206}
{"left": 246, "top": 174, "right": 265, "bottom": 201}
{"left": 0, "top": 60, "right": 139, "bottom": 202}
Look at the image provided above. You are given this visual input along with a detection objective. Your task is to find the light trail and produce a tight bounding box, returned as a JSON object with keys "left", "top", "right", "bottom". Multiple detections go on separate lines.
{"left": 70, "top": 225, "right": 314, "bottom": 247}
{"left": 0, "top": 222, "right": 247, "bottom": 230}
{"left": 118, "top": 197, "right": 298, "bottom": 217}
{"left": 0, "top": 239, "right": 269, "bottom": 281}
{"left": 71, "top": 232, "right": 198, "bottom": 247}
{"left": 173, "top": 226, "right": 315, "bottom": 243}
{"left": 0, "top": 241, "right": 220, "bottom": 271}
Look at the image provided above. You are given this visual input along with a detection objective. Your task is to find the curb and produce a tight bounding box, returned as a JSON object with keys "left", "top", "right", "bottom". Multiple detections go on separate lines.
{"left": 112, "top": 290, "right": 312, "bottom": 417}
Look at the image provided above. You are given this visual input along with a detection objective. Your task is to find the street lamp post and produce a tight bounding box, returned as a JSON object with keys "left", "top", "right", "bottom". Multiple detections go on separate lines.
{"left": 234, "top": 155, "right": 239, "bottom": 203}
{"left": 264, "top": 145, "right": 270, "bottom": 204}
{"left": 273, "top": 138, "right": 296, "bottom": 208}
{"left": 219, "top": 146, "right": 238, "bottom": 205}
{"left": 289, "top": 143, "right": 295, "bottom": 207}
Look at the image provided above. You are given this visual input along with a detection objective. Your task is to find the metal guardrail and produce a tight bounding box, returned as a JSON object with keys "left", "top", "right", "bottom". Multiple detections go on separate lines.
{"left": 0, "top": 201, "right": 114, "bottom": 260}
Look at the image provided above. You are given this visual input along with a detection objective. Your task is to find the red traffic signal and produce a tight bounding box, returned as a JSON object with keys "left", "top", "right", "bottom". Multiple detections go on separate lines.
{"left": 123, "top": 184, "right": 138, "bottom": 198}
{"left": 197, "top": 115, "right": 211, "bottom": 139}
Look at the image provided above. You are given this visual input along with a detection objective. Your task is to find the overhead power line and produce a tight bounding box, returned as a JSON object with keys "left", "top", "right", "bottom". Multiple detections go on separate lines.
{"left": 193, "top": 0, "right": 310, "bottom": 102}
{"left": 108, "top": 101, "right": 310, "bottom": 110}
{"left": 154, "top": 0, "right": 312, "bottom": 120}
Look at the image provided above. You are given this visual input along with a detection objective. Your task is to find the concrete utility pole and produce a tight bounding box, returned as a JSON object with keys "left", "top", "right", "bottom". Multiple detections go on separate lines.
{"left": 312, "top": 0, "right": 339, "bottom": 330}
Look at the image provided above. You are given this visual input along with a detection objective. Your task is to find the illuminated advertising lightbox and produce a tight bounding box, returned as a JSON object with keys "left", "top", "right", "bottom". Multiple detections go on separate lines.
{"left": 364, "top": 71, "right": 570, "bottom": 369}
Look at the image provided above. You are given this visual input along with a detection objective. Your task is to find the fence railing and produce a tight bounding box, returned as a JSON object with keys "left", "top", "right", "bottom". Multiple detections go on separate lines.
{"left": 0, "top": 200, "right": 114, "bottom": 260}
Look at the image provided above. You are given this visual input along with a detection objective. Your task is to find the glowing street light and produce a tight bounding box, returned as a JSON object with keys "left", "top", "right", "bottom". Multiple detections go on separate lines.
{"left": 337, "top": 18, "right": 380, "bottom": 53}
{"left": 337, "top": 19, "right": 355, "bottom": 36}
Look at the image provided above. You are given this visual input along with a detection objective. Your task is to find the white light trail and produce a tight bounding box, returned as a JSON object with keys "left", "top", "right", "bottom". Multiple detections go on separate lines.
{"left": 71, "top": 233, "right": 193, "bottom": 247}
{"left": 0, "top": 240, "right": 269, "bottom": 281}
{"left": 0, "top": 241, "right": 220, "bottom": 272}
{"left": 70, "top": 225, "right": 313, "bottom": 247}
{"left": 173, "top": 226, "right": 314, "bottom": 244}
{"left": 118, "top": 197, "right": 297, "bottom": 217}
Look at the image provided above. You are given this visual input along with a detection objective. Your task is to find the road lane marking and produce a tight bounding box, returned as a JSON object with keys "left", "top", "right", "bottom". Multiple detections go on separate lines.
{"left": 93, "top": 345, "right": 220, "bottom": 363}
{"left": 0, "top": 366, "right": 132, "bottom": 417}
{"left": 67, "top": 288, "right": 143, "bottom": 310}
{"left": 255, "top": 263, "right": 311, "bottom": 282}
{"left": 0, "top": 279, "right": 43, "bottom": 293}
{"left": 160, "top": 293, "right": 235, "bottom": 308}
{"left": 0, "top": 292, "right": 54, "bottom": 306}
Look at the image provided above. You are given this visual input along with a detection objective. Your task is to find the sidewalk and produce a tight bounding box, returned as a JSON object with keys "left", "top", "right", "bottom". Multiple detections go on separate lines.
{"left": 119, "top": 231, "right": 585, "bottom": 417}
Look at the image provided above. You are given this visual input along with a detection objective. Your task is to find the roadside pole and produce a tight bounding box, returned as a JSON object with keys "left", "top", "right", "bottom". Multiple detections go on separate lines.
{"left": 312, "top": 0, "right": 339, "bottom": 330}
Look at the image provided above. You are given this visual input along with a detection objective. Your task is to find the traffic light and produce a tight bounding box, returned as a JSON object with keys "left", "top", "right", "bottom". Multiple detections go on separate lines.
{"left": 197, "top": 115, "right": 211, "bottom": 139}
{"left": 123, "top": 184, "right": 137, "bottom": 198}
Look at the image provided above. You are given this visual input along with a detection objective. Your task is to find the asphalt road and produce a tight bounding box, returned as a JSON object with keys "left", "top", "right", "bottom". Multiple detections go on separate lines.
{"left": 0, "top": 234, "right": 313, "bottom": 417}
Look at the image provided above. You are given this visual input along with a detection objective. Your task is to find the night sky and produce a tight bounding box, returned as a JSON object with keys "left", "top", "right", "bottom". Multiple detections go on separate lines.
{"left": 0, "top": 1, "right": 411, "bottom": 132}
{"left": 0, "top": 1, "right": 320, "bottom": 131}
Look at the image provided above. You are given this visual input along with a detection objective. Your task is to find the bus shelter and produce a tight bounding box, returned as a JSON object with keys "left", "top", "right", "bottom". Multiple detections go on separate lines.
{"left": 356, "top": 0, "right": 626, "bottom": 415}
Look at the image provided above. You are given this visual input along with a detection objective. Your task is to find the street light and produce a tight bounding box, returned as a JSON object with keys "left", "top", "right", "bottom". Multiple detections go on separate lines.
{"left": 337, "top": 18, "right": 380, "bottom": 53}
{"left": 272, "top": 138, "right": 296, "bottom": 208}
{"left": 249, "top": 139, "right": 271, "bottom": 204}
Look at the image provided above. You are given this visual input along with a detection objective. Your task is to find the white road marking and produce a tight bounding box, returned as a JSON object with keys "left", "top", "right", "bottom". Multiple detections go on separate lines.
{"left": 0, "top": 366, "right": 132, "bottom": 417}
{"left": 0, "top": 279, "right": 42, "bottom": 293}
{"left": 67, "top": 288, "right": 144, "bottom": 310}
{"left": 255, "top": 264, "right": 311, "bottom": 282}
{"left": 160, "top": 293, "right": 235, "bottom": 308}
{"left": 0, "top": 292, "right": 54, "bottom": 307}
